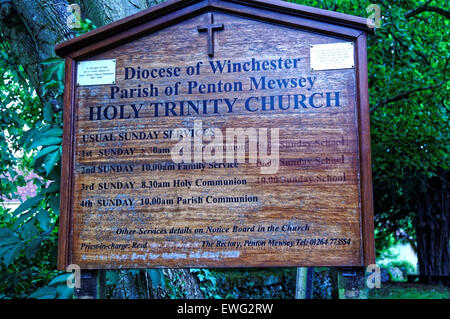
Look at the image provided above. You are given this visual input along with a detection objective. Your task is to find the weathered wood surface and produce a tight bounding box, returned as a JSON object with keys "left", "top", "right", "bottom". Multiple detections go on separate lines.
{"left": 60, "top": 11, "right": 372, "bottom": 269}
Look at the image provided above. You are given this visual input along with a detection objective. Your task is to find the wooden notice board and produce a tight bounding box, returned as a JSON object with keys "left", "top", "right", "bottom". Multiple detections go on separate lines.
{"left": 55, "top": 0, "right": 375, "bottom": 270}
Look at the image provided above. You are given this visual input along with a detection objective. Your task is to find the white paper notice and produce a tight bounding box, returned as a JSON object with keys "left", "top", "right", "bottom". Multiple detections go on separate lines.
{"left": 310, "top": 42, "right": 354, "bottom": 71}
{"left": 77, "top": 59, "right": 116, "bottom": 86}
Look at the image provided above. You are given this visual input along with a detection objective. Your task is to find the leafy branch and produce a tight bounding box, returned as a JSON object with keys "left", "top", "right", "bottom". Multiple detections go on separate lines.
{"left": 405, "top": 1, "right": 450, "bottom": 19}
{"left": 370, "top": 58, "right": 449, "bottom": 113}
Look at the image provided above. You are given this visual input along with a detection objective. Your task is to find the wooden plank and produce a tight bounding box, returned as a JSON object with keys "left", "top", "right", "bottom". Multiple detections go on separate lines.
{"left": 355, "top": 33, "right": 375, "bottom": 266}
{"left": 58, "top": 12, "right": 372, "bottom": 269}
{"left": 57, "top": 57, "right": 76, "bottom": 270}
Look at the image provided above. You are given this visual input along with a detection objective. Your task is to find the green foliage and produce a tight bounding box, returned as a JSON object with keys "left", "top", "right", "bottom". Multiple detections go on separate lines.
{"left": 367, "top": 0, "right": 448, "bottom": 253}
{"left": 0, "top": 16, "right": 96, "bottom": 299}
{"left": 312, "top": 268, "right": 334, "bottom": 299}
{"left": 190, "top": 268, "right": 223, "bottom": 299}
{"left": 165, "top": 271, "right": 187, "bottom": 298}
{"left": 29, "top": 273, "right": 73, "bottom": 299}
{"left": 0, "top": 41, "right": 41, "bottom": 201}
{"left": 0, "top": 39, "right": 62, "bottom": 296}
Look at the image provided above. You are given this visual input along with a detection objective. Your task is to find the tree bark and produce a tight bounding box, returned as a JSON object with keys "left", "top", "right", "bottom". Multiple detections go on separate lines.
{"left": 75, "top": 0, "right": 166, "bottom": 28}
{"left": 0, "top": 0, "right": 203, "bottom": 298}
{"left": 416, "top": 170, "right": 449, "bottom": 286}
{"left": 0, "top": 0, "right": 75, "bottom": 109}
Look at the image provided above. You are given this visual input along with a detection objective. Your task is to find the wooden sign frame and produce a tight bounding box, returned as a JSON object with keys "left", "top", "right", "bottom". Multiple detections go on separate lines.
{"left": 55, "top": 0, "right": 375, "bottom": 270}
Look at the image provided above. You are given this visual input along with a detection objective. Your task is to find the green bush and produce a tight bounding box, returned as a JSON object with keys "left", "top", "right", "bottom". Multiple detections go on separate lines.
{"left": 387, "top": 260, "right": 417, "bottom": 277}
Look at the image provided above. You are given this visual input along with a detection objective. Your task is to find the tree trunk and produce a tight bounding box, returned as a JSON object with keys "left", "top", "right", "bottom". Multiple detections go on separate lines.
{"left": 0, "top": 0, "right": 203, "bottom": 298}
{"left": 0, "top": 0, "right": 75, "bottom": 109}
{"left": 416, "top": 169, "right": 449, "bottom": 286}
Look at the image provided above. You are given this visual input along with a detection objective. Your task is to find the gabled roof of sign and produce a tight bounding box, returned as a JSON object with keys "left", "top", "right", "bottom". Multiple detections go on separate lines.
{"left": 55, "top": 0, "right": 373, "bottom": 59}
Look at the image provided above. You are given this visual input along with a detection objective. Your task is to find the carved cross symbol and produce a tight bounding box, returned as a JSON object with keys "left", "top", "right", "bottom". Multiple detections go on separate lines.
{"left": 197, "top": 13, "right": 224, "bottom": 57}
